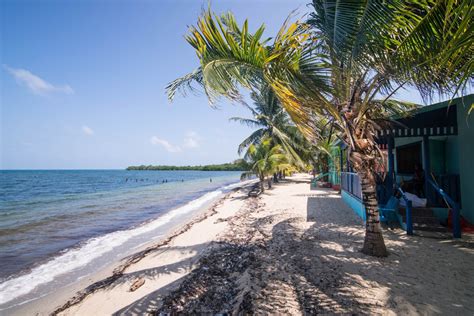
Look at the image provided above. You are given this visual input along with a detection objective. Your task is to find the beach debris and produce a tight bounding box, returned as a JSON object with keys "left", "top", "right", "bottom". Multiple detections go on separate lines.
{"left": 248, "top": 183, "right": 262, "bottom": 197}
{"left": 49, "top": 189, "right": 242, "bottom": 316}
{"left": 130, "top": 277, "right": 145, "bottom": 292}
{"left": 214, "top": 217, "right": 228, "bottom": 223}
{"left": 153, "top": 193, "right": 362, "bottom": 315}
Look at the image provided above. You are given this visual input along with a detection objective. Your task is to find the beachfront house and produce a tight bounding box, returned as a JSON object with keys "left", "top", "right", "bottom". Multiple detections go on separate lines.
{"left": 339, "top": 94, "right": 474, "bottom": 237}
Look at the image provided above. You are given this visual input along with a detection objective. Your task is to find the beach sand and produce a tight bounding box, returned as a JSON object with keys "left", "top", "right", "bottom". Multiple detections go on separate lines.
{"left": 18, "top": 174, "right": 474, "bottom": 315}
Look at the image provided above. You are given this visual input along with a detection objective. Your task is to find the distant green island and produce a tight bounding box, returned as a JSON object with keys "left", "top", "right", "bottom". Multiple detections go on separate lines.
{"left": 126, "top": 160, "right": 249, "bottom": 171}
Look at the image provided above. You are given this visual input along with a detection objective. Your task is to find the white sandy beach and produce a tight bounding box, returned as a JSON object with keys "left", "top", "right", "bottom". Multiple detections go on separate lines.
{"left": 12, "top": 174, "right": 474, "bottom": 315}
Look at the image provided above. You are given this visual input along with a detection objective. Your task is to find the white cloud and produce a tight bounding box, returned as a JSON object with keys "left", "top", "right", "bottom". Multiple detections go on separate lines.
{"left": 183, "top": 131, "right": 201, "bottom": 148}
{"left": 150, "top": 132, "right": 202, "bottom": 153}
{"left": 4, "top": 65, "right": 74, "bottom": 95}
{"left": 82, "top": 125, "right": 94, "bottom": 136}
{"left": 150, "top": 136, "right": 181, "bottom": 153}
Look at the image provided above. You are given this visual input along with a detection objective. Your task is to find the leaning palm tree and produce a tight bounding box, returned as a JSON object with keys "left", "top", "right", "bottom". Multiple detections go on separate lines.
{"left": 167, "top": 2, "right": 472, "bottom": 257}
{"left": 241, "top": 138, "right": 289, "bottom": 191}
{"left": 230, "top": 86, "right": 311, "bottom": 171}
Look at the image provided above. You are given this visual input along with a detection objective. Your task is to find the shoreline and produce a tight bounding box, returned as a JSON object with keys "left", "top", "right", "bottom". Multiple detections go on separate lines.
{"left": 3, "top": 180, "right": 254, "bottom": 316}
{"left": 0, "top": 170, "right": 244, "bottom": 292}
{"left": 52, "top": 187, "right": 242, "bottom": 315}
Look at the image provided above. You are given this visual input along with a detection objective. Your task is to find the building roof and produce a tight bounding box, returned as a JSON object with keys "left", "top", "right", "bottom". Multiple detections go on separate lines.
{"left": 376, "top": 94, "right": 473, "bottom": 142}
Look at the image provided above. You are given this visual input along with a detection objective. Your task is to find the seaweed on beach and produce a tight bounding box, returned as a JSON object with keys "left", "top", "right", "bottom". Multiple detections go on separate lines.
{"left": 155, "top": 243, "right": 257, "bottom": 314}
{"left": 153, "top": 194, "right": 359, "bottom": 315}
{"left": 49, "top": 190, "right": 239, "bottom": 316}
{"left": 153, "top": 198, "right": 266, "bottom": 315}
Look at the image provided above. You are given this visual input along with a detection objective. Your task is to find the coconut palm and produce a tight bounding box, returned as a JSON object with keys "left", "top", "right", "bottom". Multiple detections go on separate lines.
{"left": 167, "top": 2, "right": 472, "bottom": 257}
{"left": 230, "top": 86, "right": 312, "bottom": 174}
{"left": 241, "top": 138, "right": 290, "bottom": 191}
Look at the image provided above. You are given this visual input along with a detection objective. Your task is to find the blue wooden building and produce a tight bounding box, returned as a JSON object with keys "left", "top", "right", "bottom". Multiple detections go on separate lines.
{"left": 339, "top": 94, "right": 474, "bottom": 236}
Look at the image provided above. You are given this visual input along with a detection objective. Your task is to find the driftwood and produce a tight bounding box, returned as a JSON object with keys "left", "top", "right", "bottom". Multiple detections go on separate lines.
{"left": 49, "top": 187, "right": 245, "bottom": 315}
{"left": 129, "top": 278, "right": 145, "bottom": 292}
{"left": 248, "top": 183, "right": 262, "bottom": 197}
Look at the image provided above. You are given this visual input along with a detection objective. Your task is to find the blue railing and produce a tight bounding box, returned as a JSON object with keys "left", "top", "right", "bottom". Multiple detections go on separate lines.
{"left": 329, "top": 170, "right": 341, "bottom": 185}
{"left": 427, "top": 178, "right": 461, "bottom": 238}
{"left": 430, "top": 174, "right": 462, "bottom": 208}
{"left": 313, "top": 172, "right": 330, "bottom": 182}
{"left": 395, "top": 184, "right": 413, "bottom": 235}
{"left": 311, "top": 172, "right": 330, "bottom": 189}
{"left": 341, "top": 172, "right": 362, "bottom": 200}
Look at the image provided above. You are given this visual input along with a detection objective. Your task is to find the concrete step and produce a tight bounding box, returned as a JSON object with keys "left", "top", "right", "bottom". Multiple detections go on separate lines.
{"left": 412, "top": 223, "right": 448, "bottom": 233}
{"left": 398, "top": 207, "right": 435, "bottom": 217}
{"left": 398, "top": 206, "right": 448, "bottom": 233}
{"left": 401, "top": 215, "right": 440, "bottom": 225}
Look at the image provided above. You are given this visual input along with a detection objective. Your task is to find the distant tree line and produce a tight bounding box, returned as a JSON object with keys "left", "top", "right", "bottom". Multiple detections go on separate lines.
{"left": 126, "top": 159, "right": 249, "bottom": 171}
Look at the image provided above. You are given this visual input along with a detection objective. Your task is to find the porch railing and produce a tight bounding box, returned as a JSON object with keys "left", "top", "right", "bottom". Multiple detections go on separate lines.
{"left": 430, "top": 174, "right": 461, "bottom": 208}
{"left": 395, "top": 184, "right": 413, "bottom": 235}
{"left": 341, "top": 172, "right": 362, "bottom": 200}
{"left": 313, "top": 172, "right": 330, "bottom": 182}
{"left": 330, "top": 170, "right": 340, "bottom": 185}
{"left": 427, "top": 178, "right": 461, "bottom": 238}
{"left": 311, "top": 172, "right": 330, "bottom": 189}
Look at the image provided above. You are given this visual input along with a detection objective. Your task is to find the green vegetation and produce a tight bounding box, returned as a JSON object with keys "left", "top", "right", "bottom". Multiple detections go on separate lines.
{"left": 240, "top": 138, "right": 294, "bottom": 192}
{"left": 126, "top": 160, "right": 249, "bottom": 171}
{"left": 231, "top": 86, "right": 315, "bottom": 183}
{"left": 167, "top": 1, "right": 472, "bottom": 257}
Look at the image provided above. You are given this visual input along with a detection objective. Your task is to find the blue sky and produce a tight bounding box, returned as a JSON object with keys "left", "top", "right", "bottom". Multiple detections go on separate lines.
{"left": 1, "top": 0, "right": 428, "bottom": 169}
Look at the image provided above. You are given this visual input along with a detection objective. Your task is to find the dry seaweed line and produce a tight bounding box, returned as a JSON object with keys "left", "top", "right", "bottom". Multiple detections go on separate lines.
{"left": 50, "top": 188, "right": 243, "bottom": 315}
{"left": 156, "top": 196, "right": 269, "bottom": 314}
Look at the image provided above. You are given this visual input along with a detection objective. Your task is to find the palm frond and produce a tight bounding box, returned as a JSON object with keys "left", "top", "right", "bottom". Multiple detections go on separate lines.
{"left": 237, "top": 129, "right": 266, "bottom": 155}
{"left": 228, "top": 117, "right": 262, "bottom": 129}
{"left": 166, "top": 68, "right": 204, "bottom": 102}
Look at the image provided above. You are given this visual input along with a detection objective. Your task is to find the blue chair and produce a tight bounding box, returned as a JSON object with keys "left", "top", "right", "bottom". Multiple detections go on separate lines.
{"left": 379, "top": 196, "right": 399, "bottom": 225}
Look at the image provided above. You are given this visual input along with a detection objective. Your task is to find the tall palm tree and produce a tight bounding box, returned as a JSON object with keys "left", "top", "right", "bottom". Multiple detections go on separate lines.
{"left": 167, "top": 2, "right": 472, "bottom": 257}
{"left": 241, "top": 138, "right": 290, "bottom": 191}
{"left": 230, "top": 86, "right": 311, "bottom": 172}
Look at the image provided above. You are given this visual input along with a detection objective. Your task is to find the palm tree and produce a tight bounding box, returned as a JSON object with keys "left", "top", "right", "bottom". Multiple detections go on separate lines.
{"left": 230, "top": 86, "right": 312, "bottom": 177}
{"left": 167, "top": 3, "right": 472, "bottom": 257}
{"left": 241, "top": 138, "right": 290, "bottom": 191}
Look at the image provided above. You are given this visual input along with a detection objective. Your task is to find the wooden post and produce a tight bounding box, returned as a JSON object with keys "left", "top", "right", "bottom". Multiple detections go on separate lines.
{"left": 346, "top": 148, "right": 351, "bottom": 172}
{"left": 406, "top": 200, "right": 413, "bottom": 235}
{"left": 339, "top": 147, "right": 343, "bottom": 185}
{"left": 453, "top": 203, "right": 461, "bottom": 238}
{"left": 387, "top": 137, "right": 395, "bottom": 197}
{"left": 422, "top": 136, "right": 432, "bottom": 204}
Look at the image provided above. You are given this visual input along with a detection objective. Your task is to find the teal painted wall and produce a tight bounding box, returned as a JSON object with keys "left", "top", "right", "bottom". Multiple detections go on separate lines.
{"left": 456, "top": 95, "right": 474, "bottom": 224}
{"left": 329, "top": 147, "right": 341, "bottom": 185}
{"left": 341, "top": 190, "right": 366, "bottom": 221}
{"left": 394, "top": 135, "right": 460, "bottom": 180}
{"left": 432, "top": 207, "right": 449, "bottom": 223}
{"left": 429, "top": 140, "right": 445, "bottom": 174}
{"left": 445, "top": 136, "right": 459, "bottom": 174}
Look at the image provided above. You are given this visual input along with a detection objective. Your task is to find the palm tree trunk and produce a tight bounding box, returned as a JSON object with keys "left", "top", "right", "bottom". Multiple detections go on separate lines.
{"left": 320, "top": 155, "right": 329, "bottom": 182}
{"left": 259, "top": 175, "right": 265, "bottom": 192}
{"left": 359, "top": 169, "right": 388, "bottom": 257}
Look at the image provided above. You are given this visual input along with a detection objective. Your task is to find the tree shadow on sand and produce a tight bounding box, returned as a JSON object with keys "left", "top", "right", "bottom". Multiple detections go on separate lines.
{"left": 69, "top": 188, "right": 474, "bottom": 315}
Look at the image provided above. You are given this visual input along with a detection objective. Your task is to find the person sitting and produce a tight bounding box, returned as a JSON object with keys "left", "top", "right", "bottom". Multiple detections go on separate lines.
{"left": 412, "top": 163, "right": 425, "bottom": 197}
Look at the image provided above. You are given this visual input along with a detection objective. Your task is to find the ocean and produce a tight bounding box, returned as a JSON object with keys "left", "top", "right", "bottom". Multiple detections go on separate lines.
{"left": 0, "top": 169, "right": 244, "bottom": 309}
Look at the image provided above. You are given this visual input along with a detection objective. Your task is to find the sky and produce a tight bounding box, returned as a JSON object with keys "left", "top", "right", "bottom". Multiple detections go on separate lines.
{"left": 1, "top": 0, "right": 430, "bottom": 170}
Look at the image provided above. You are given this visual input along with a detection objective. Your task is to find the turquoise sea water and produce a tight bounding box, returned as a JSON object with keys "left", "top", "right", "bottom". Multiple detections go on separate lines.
{"left": 0, "top": 169, "right": 243, "bottom": 307}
